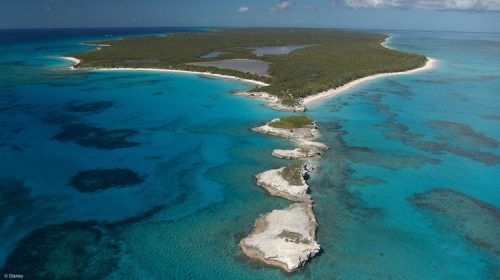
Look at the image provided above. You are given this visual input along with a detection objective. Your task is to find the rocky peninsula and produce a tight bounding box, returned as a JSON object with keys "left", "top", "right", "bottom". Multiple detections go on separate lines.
{"left": 233, "top": 92, "right": 306, "bottom": 112}
{"left": 240, "top": 116, "right": 327, "bottom": 272}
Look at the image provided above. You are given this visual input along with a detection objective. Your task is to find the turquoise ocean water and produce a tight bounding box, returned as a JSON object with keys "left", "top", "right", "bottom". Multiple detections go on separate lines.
{"left": 0, "top": 29, "right": 499, "bottom": 279}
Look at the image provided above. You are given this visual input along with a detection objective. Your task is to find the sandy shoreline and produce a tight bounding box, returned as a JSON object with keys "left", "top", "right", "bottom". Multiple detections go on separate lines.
{"left": 59, "top": 56, "right": 268, "bottom": 87}
{"left": 303, "top": 57, "right": 436, "bottom": 106}
{"left": 60, "top": 56, "right": 81, "bottom": 65}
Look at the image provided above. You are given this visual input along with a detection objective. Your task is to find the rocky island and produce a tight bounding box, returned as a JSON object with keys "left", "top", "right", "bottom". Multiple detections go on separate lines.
{"left": 240, "top": 116, "right": 327, "bottom": 272}
{"left": 240, "top": 203, "right": 320, "bottom": 273}
{"left": 255, "top": 166, "right": 311, "bottom": 202}
{"left": 251, "top": 116, "right": 319, "bottom": 139}
{"left": 272, "top": 139, "right": 329, "bottom": 160}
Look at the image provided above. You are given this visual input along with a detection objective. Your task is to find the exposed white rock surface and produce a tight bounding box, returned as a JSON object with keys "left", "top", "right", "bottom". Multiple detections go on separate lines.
{"left": 272, "top": 148, "right": 312, "bottom": 160}
{"left": 303, "top": 162, "right": 320, "bottom": 175}
{"left": 255, "top": 167, "right": 310, "bottom": 202}
{"left": 241, "top": 115, "right": 327, "bottom": 273}
{"left": 233, "top": 92, "right": 305, "bottom": 112}
{"left": 265, "top": 100, "right": 305, "bottom": 113}
{"left": 252, "top": 119, "right": 319, "bottom": 140}
{"left": 295, "top": 139, "right": 329, "bottom": 151}
{"left": 272, "top": 139, "right": 329, "bottom": 160}
{"left": 232, "top": 91, "right": 277, "bottom": 101}
{"left": 240, "top": 203, "right": 320, "bottom": 272}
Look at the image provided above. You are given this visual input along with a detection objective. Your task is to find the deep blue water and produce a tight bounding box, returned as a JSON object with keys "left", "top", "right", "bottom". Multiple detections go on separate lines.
{"left": 0, "top": 27, "right": 206, "bottom": 45}
{"left": 0, "top": 28, "right": 499, "bottom": 279}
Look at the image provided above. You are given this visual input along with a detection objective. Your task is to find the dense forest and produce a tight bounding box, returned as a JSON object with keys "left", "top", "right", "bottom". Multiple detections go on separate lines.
{"left": 72, "top": 28, "right": 427, "bottom": 99}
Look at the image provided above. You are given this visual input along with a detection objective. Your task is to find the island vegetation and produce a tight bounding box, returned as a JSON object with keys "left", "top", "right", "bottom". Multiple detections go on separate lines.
{"left": 279, "top": 165, "right": 305, "bottom": 186}
{"left": 268, "top": 116, "right": 314, "bottom": 129}
{"left": 71, "top": 28, "right": 427, "bottom": 102}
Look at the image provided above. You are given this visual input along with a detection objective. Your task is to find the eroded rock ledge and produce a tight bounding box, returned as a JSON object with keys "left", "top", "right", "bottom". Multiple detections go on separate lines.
{"left": 233, "top": 92, "right": 306, "bottom": 112}
{"left": 240, "top": 203, "right": 320, "bottom": 273}
{"left": 255, "top": 166, "right": 311, "bottom": 202}
{"left": 272, "top": 139, "right": 329, "bottom": 160}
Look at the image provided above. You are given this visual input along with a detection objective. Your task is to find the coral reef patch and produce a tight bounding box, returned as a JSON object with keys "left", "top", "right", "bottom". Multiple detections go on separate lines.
{"left": 409, "top": 188, "right": 500, "bottom": 256}
{"left": 53, "top": 123, "right": 140, "bottom": 149}
{"left": 65, "top": 101, "right": 114, "bottom": 113}
{"left": 2, "top": 222, "right": 120, "bottom": 279}
{"left": 69, "top": 168, "right": 146, "bottom": 193}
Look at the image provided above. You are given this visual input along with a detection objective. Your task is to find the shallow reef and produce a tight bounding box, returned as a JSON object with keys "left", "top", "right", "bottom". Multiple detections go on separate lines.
{"left": 372, "top": 98, "right": 500, "bottom": 166}
{"left": 1, "top": 222, "right": 120, "bottom": 280}
{"left": 53, "top": 123, "right": 140, "bottom": 149}
{"left": 409, "top": 188, "right": 500, "bottom": 256}
{"left": 69, "top": 168, "right": 146, "bottom": 193}
{"left": 480, "top": 115, "right": 500, "bottom": 121}
{"left": 428, "top": 120, "right": 499, "bottom": 149}
{"left": 42, "top": 110, "right": 81, "bottom": 125}
{"left": 0, "top": 177, "right": 32, "bottom": 225}
{"left": 65, "top": 100, "right": 114, "bottom": 113}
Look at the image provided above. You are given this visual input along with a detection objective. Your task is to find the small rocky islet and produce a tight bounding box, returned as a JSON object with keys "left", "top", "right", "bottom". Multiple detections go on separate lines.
{"left": 240, "top": 115, "right": 329, "bottom": 272}
{"left": 271, "top": 139, "right": 329, "bottom": 160}
{"left": 240, "top": 203, "right": 320, "bottom": 272}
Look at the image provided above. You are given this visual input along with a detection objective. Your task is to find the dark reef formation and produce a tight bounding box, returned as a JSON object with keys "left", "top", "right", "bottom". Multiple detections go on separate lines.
{"left": 69, "top": 168, "right": 146, "bottom": 193}
{"left": 65, "top": 101, "right": 114, "bottom": 113}
{"left": 428, "top": 120, "right": 499, "bottom": 148}
{"left": 53, "top": 123, "right": 140, "bottom": 149}
{"left": 0, "top": 177, "right": 33, "bottom": 225}
{"left": 2, "top": 222, "right": 120, "bottom": 280}
{"left": 409, "top": 188, "right": 500, "bottom": 256}
{"left": 363, "top": 89, "right": 500, "bottom": 166}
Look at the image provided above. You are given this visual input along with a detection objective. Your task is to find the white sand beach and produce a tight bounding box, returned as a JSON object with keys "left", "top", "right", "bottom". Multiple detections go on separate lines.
{"left": 59, "top": 56, "right": 269, "bottom": 87}
{"left": 60, "top": 56, "right": 81, "bottom": 65}
{"left": 303, "top": 57, "right": 436, "bottom": 106}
